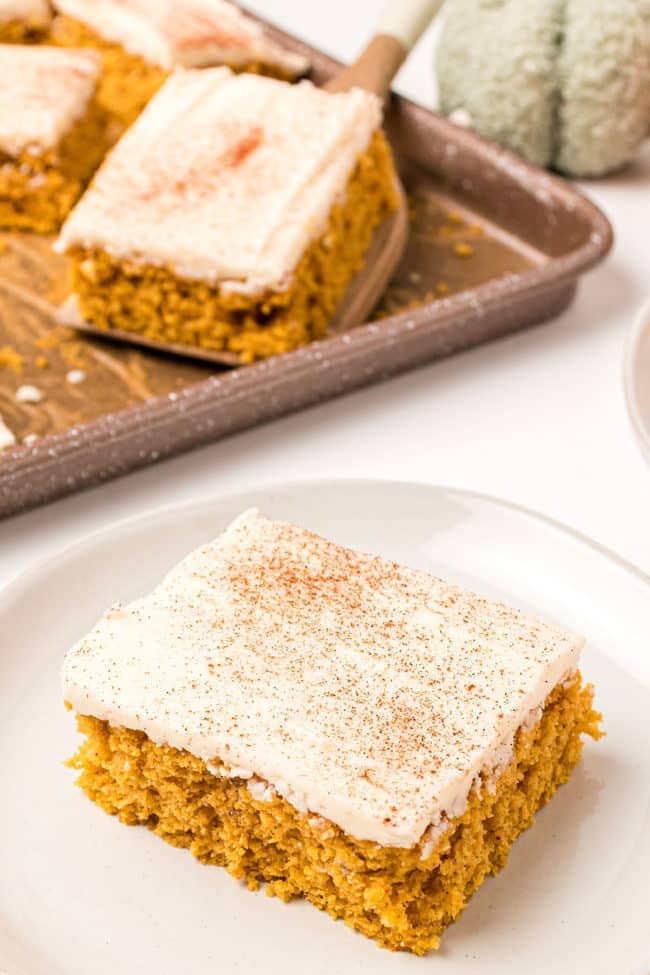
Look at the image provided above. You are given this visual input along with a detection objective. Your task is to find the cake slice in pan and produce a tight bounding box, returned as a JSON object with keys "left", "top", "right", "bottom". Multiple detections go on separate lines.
{"left": 0, "top": 45, "right": 109, "bottom": 233}
{"left": 55, "top": 68, "right": 397, "bottom": 362}
{"left": 63, "top": 509, "right": 602, "bottom": 955}
{"left": 0, "top": 0, "right": 50, "bottom": 43}
{"left": 51, "top": 0, "right": 309, "bottom": 129}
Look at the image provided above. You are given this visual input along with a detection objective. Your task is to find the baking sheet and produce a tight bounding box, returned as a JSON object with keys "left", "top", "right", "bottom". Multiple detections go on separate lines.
{"left": 0, "top": 16, "right": 612, "bottom": 518}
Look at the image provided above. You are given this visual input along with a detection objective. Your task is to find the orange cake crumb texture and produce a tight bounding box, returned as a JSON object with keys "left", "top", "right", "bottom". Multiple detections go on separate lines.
{"left": 67, "top": 130, "right": 397, "bottom": 362}
{"left": 68, "top": 673, "right": 601, "bottom": 954}
{"left": 0, "top": 16, "right": 48, "bottom": 43}
{"left": 0, "top": 99, "right": 110, "bottom": 233}
{"left": 52, "top": 16, "right": 304, "bottom": 133}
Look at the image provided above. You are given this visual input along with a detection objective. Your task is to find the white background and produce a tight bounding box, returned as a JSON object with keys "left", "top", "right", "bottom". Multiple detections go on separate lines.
{"left": 1, "top": 0, "right": 649, "bottom": 587}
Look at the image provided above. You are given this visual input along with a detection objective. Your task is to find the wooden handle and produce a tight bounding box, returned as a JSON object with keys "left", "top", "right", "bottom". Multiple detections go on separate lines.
{"left": 376, "top": 0, "right": 445, "bottom": 50}
{"left": 325, "top": 0, "right": 444, "bottom": 97}
{"left": 325, "top": 34, "right": 406, "bottom": 96}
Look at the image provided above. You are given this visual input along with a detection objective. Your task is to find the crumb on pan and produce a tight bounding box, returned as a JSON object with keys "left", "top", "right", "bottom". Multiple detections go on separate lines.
{"left": 0, "top": 345, "right": 24, "bottom": 373}
{"left": 454, "top": 242, "right": 474, "bottom": 258}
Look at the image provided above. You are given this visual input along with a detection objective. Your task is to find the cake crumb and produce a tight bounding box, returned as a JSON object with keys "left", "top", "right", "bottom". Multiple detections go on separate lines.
{"left": 36, "top": 326, "right": 76, "bottom": 350}
{"left": 446, "top": 211, "right": 464, "bottom": 226}
{"left": 23, "top": 433, "right": 40, "bottom": 446}
{"left": 436, "top": 282, "right": 450, "bottom": 296}
{"left": 454, "top": 243, "right": 474, "bottom": 258}
{"left": 66, "top": 368, "right": 86, "bottom": 385}
{"left": 0, "top": 346, "right": 24, "bottom": 373}
{"left": 36, "top": 355, "right": 49, "bottom": 368}
{"left": 61, "top": 342, "right": 88, "bottom": 368}
{"left": 16, "top": 384, "right": 44, "bottom": 404}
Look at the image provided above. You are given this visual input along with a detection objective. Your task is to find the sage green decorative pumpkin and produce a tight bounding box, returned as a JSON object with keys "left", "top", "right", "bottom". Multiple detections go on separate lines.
{"left": 436, "top": 0, "right": 650, "bottom": 177}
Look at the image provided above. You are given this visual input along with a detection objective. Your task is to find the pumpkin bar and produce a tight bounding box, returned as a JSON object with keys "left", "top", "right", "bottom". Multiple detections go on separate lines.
{"left": 0, "top": 45, "right": 109, "bottom": 233}
{"left": 51, "top": 0, "right": 309, "bottom": 130}
{"left": 0, "top": 0, "right": 50, "bottom": 42}
{"left": 63, "top": 509, "right": 602, "bottom": 954}
{"left": 55, "top": 69, "right": 397, "bottom": 362}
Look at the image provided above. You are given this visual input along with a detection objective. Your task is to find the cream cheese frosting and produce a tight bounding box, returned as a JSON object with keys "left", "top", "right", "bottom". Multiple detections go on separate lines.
{"left": 62, "top": 509, "right": 585, "bottom": 848}
{"left": 0, "top": 0, "right": 49, "bottom": 24}
{"left": 55, "top": 69, "right": 383, "bottom": 293}
{"left": 0, "top": 45, "right": 100, "bottom": 157}
{"left": 52, "top": 0, "right": 308, "bottom": 75}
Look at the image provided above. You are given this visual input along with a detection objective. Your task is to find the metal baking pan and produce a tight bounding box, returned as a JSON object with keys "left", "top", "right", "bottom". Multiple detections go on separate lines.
{"left": 0, "top": 13, "right": 613, "bottom": 518}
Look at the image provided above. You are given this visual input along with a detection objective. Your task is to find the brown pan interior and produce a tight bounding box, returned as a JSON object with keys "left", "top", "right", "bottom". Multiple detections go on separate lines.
{"left": 0, "top": 13, "right": 612, "bottom": 517}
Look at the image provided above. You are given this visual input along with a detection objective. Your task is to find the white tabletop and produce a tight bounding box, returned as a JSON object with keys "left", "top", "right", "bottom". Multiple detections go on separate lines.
{"left": 1, "top": 0, "right": 648, "bottom": 589}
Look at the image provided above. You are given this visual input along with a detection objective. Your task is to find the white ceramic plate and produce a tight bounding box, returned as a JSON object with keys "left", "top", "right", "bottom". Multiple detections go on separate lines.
{"left": 1, "top": 480, "right": 649, "bottom": 975}
{"left": 624, "top": 297, "right": 650, "bottom": 468}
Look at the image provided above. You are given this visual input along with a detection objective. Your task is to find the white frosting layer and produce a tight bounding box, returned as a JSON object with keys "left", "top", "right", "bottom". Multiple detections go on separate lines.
{"left": 53, "top": 0, "right": 308, "bottom": 74}
{"left": 0, "top": 45, "right": 100, "bottom": 156}
{"left": 0, "top": 0, "right": 49, "bottom": 24}
{"left": 56, "top": 69, "right": 382, "bottom": 292}
{"left": 63, "top": 509, "right": 585, "bottom": 848}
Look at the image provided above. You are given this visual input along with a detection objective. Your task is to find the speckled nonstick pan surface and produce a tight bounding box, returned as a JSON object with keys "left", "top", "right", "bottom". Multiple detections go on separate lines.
{"left": 0, "top": 13, "right": 613, "bottom": 519}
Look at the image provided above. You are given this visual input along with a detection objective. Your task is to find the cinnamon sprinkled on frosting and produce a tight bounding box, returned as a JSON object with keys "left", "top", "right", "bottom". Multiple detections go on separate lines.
{"left": 52, "top": 0, "right": 308, "bottom": 74}
{"left": 0, "top": 45, "right": 100, "bottom": 157}
{"left": 55, "top": 69, "right": 383, "bottom": 292}
{"left": 0, "top": 0, "right": 49, "bottom": 24}
{"left": 62, "top": 509, "right": 584, "bottom": 846}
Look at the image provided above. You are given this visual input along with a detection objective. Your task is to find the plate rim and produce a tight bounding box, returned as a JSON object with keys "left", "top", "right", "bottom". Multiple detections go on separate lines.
{"left": 623, "top": 296, "right": 650, "bottom": 468}
{"left": 2, "top": 477, "right": 649, "bottom": 975}
{"left": 1, "top": 479, "right": 648, "bottom": 612}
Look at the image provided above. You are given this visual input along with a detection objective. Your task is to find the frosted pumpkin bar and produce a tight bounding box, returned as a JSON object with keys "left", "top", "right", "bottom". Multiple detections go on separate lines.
{"left": 55, "top": 69, "right": 397, "bottom": 362}
{"left": 63, "top": 509, "right": 602, "bottom": 955}
{"left": 0, "top": 45, "right": 109, "bottom": 233}
{"left": 0, "top": 0, "right": 50, "bottom": 43}
{"left": 51, "top": 0, "right": 309, "bottom": 129}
